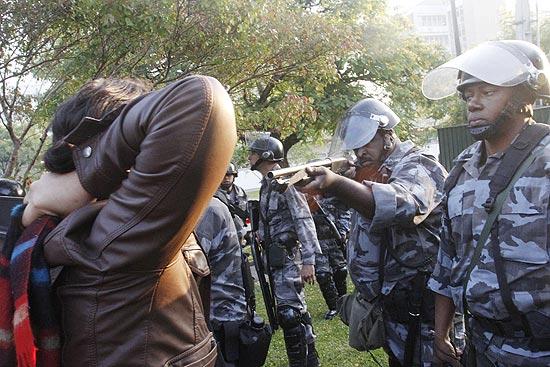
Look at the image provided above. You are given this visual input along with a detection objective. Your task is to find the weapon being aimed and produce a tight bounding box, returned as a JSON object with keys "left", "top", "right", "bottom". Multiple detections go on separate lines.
{"left": 267, "top": 157, "right": 349, "bottom": 192}
{"left": 247, "top": 200, "right": 278, "bottom": 330}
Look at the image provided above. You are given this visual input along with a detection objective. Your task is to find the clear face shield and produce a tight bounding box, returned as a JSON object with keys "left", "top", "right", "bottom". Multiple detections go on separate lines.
{"left": 328, "top": 112, "right": 394, "bottom": 160}
{"left": 422, "top": 42, "right": 539, "bottom": 100}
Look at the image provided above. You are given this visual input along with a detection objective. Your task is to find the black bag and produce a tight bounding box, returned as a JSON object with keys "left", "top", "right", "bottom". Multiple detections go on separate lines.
{"left": 238, "top": 315, "right": 272, "bottom": 367}
{"left": 217, "top": 315, "right": 272, "bottom": 367}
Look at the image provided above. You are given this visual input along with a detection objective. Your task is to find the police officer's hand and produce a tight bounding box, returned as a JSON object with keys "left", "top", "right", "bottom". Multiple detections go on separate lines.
{"left": 23, "top": 171, "right": 93, "bottom": 226}
{"left": 298, "top": 166, "right": 341, "bottom": 195}
{"left": 301, "top": 264, "right": 316, "bottom": 285}
{"left": 433, "top": 336, "right": 461, "bottom": 367}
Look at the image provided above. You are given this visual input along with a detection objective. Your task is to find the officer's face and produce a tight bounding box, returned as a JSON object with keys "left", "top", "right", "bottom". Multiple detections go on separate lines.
{"left": 353, "top": 131, "right": 386, "bottom": 168}
{"left": 221, "top": 173, "right": 235, "bottom": 189}
{"left": 463, "top": 82, "right": 514, "bottom": 128}
{"left": 248, "top": 151, "right": 260, "bottom": 167}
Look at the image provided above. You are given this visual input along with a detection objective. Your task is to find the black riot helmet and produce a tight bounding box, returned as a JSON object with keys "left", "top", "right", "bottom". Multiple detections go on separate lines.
{"left": 329, "top": 98, "right": 400, "bottom": 155}
{"left": 249, "top": 137, "right": 284, "bottom": 162}
{"left": 0, "top": 178, "right": 24, "bottom": 197}
{"left": 226, "top": 163, "right": 238, "bottom": 177}
{"left": 423, "top": 40, "right": 550, "bottom": 101}
{"left": 248, "top": 136, "right": 284, "bottom": 171}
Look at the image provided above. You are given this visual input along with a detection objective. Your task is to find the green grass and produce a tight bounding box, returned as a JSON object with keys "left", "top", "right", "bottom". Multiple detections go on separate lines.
{"left": 253, "top": 279, "right": 388, "bottom": 367}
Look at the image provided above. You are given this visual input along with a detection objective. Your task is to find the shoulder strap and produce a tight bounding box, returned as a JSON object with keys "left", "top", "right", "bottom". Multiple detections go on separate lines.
{"left": 462, "top": 142, "right": 543, "bottom": 315}
{"left": 483, "top": 123, "right": 549, "bottom": 213}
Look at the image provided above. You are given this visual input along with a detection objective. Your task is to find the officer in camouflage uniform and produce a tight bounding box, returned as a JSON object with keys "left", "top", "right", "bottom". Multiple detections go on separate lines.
{"left": 299, "top": 99, "right": 448, "bottom": 366}
{"left": 308, "top": 194, "right": 349, "bottom": 320}
{"left": 248, "top": 136, "right": 322, "bottom": 367}
{"left": 423, "top": 41, "right": 550, "bottom": 366}
{"left": 195, "top": 197, "right": 247, "bottom": 366}
{"left": 217, "top": 163, "right": 248, "bottom": 243}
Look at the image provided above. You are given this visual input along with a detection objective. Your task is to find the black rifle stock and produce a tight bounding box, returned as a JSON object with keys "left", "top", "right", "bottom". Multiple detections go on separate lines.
{"left": 247, "top": 200, "right": 278, "bottom": 330}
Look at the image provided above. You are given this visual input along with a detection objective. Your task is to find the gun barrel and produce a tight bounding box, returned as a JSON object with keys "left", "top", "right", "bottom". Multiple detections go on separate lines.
{"left": 266, "top": 157, "right": 347, "bottom": 179}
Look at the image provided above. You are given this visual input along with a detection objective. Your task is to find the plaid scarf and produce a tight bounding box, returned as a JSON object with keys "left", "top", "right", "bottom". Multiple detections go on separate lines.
{"left": 0, "top": 205, "right": 61, "bottom": 367}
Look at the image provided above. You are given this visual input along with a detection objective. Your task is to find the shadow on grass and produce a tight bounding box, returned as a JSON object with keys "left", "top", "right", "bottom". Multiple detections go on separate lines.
{"left": 254, "top": 279, "right": 388, "bottom": 367}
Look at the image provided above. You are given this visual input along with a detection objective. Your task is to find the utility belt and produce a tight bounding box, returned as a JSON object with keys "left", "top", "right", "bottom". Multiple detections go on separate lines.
{"left": 268, "top": 232, "right": 299, "bottom": 268}
{"left": 471, "top": 314, "right": 550, "bottom": 349}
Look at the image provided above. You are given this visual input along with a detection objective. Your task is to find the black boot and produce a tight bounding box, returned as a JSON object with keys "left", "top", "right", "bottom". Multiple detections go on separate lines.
{"left": 307, "top": 342, "right": 320, "bottom": 367}
{"left": 333, "top": 267, "right": 348, "bottom": 298}
{"left": 282, "top": 325, "right": 307, "bottom": 367}
{"left": 317, "top": 273, "right": 339, "bottom": 316}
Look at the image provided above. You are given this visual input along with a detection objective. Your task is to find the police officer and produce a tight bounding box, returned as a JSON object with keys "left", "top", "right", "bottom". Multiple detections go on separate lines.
{"left": 248, "top": 136, "right": 322, "bottom": 367}
{"left": 299, "top": 99, "right": 448, "bottom": 366}
{"left": 195, "top": 197, "right": 248, "bottom": 367}
{"left": 217, "top": 163, "right": 248, "bottom": 242}
{"left": 308, "top": 193, "right": 349, "bottom": 320}
{"left": 423, "top": 40, "right": 550, "bottom": 367}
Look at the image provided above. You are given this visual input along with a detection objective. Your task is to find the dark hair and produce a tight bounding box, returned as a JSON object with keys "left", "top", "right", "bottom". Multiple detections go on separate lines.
{"left": 44, "top": 78, "right": 151, "bottom": 173}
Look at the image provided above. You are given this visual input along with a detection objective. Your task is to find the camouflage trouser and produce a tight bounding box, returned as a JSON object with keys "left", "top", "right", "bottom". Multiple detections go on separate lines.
{"left": 385, "top": 320, "right": 434, "bottom": 367}
{"left": 271, "top": 246, "right": 315, "bottom": 344}
{"left": 315, "top": 238, "right": 346, "bottom": 275}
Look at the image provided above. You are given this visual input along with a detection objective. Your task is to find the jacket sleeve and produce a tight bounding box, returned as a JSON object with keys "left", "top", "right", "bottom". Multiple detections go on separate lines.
{"left": 369, "top": 154, "right": 446, "bottom": 232}
{"left": 44, "top": 75, "right": 237, "bottom": 271}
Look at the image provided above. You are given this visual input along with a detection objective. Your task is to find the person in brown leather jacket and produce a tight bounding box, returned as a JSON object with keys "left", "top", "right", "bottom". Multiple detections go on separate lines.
{"left": 23, "top": 75, "right": 237, "bottom": 366}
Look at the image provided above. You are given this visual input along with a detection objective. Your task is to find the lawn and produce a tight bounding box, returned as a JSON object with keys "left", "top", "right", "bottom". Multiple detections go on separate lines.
{"left": 253, "top": 279, "right": 388, "bottom": 367}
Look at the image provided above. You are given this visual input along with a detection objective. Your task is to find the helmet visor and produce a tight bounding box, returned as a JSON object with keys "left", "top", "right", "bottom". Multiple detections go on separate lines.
{"left": 422, "top": 42, "right": 536, "bottom": 100}
{"left": 328, "top": 114, "right": 380, "bottom": 156}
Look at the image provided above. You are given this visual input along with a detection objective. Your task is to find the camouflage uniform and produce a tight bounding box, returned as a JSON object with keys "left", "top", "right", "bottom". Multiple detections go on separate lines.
{"left": 195, "top": 197, "right": 247, "bottom": 324}
{"left": 312, "top": 196, "right": 349, "bottom": 314}
{"left": 348, "top": 140, "right": 447, "bottom": 366}
{"left": 218, "top": 184, "right": 248, "bottom": 242}
{"left": 428, "top": 134, "right": 550, "bottom": 366}
{"left": 258, "top": 177, "right": 322, "bottom": 346}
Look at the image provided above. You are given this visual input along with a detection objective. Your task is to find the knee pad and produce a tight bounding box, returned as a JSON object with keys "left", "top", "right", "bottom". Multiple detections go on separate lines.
{"left": 277, "top": 305, "right": 302, "bottom": 330}
{"left": 333, "top": 266, "right": 347, "bottom": 281}
{"left": 316, "top": 272, "right": 332, "bottom": 286}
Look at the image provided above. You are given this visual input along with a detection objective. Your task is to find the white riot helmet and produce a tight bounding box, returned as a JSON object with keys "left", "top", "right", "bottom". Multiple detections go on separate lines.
{"left": 422, "top": 40, "right": 550, "bottom": 101}
{"left": 329, "top": 98, "right": 400, "bottom": 156}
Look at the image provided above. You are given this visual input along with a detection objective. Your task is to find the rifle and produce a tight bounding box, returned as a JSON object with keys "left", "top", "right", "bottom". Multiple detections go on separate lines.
{"left": 267, "top": 157, "right": 349, "bottom": 192}
{"left": 247, "top": 200, "right": 278, "bottom": 330}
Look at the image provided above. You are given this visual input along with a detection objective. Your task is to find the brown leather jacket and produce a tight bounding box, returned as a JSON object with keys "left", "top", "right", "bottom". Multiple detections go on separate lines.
{"left": 43, "top": 76, "right": 236, "bottom": 366}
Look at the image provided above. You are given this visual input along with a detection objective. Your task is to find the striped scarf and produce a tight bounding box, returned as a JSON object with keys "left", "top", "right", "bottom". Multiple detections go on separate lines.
{"left": 0, "top": 205, "right": 60, "bottom": 367}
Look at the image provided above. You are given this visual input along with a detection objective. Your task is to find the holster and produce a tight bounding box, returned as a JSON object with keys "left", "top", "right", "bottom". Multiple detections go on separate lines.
{"left": 268, "top": 232, "right": 298, "bottom": 268}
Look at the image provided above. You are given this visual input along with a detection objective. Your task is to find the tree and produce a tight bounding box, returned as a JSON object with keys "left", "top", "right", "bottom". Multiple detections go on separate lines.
{"left": 2, "top": 0, "right": 455, "bottom": 177}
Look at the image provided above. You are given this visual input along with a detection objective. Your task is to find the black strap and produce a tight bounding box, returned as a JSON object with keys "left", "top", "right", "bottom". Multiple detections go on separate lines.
{"left": 489, "top": 227, "right": 532, "bottom": 337}
{"left": 403, "top": 272, "right": 428, "bottom": 366}
{"left": 223, "top": 320, "right": 241, "bottom": 362}
{"left": 483, "top": 123, "right": 550, "bottom": 213}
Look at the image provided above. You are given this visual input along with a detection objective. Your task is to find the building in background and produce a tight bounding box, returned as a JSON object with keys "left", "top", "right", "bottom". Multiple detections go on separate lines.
{"left": 400, "top": 0, "right": 506, "bottom": 55}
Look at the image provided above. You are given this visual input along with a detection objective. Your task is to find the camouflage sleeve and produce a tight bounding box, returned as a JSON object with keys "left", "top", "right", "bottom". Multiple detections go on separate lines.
{"left": 370, "top": 155, "right": 445, "bottom": 232}
{"left": 427, "top": 204, "right": 454, "bottom": 299}
{"left": 285, "top": 186, "right": 322, "bottom": 265}
{"left": 195, "top": 202, "right": 224, "bottom": 255}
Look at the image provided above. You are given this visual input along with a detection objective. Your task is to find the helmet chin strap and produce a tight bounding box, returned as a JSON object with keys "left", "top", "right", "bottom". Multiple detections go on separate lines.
{"left": 251, "top": 158, "right": 265, "bottom": 171}
{"left": 468, "top": 96, "right": 526, "bottom": 141}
